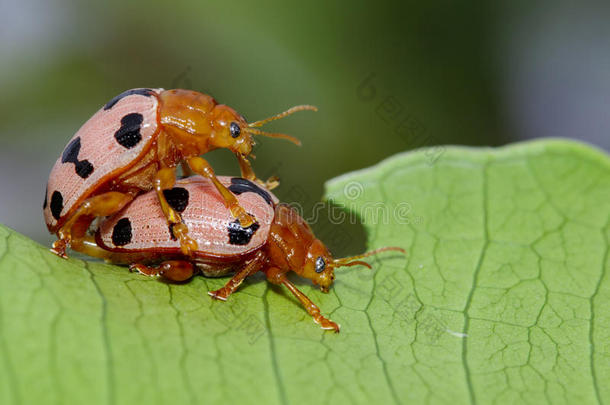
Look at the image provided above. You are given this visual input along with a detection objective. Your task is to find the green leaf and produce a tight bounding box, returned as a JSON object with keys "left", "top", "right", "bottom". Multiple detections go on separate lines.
{"left": 1, "top": 139, "right": 609, "bottom": 404}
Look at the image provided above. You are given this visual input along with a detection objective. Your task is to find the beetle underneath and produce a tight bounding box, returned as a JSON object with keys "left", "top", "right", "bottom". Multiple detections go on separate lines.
{"left": 73, "top": 176, "right": 405, "bottom": 332}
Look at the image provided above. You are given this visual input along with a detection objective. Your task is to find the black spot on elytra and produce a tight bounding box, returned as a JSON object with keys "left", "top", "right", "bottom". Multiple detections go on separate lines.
{"left": 112, "top": 218, "right": 133, "bottom": 246}
{"left": 61, "top": 137, "right": 94, "bottom": 179}
{"left": 43, "top": 185, "right": 48, "bottom": 210}
{"left": 50, "top": 191, "right": 63, "bottom": 220}
{"left": 227, "top": 218, "right": 260, "bottom": 246}
{"left": 228, "top": 178, "right": 273, "bottom": 206}
{"left": 104, "top": 88, "right": 154, "bottom": 110}
{"left": 114, "top": 113, "right": 143, "bottom": 149}
{"left": 163, "top": 187, "right": 189, "bottom": 213}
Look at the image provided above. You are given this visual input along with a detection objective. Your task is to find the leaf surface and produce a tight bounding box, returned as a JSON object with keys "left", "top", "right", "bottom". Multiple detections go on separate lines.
{"left": 1, "top": 139, "right": 609, "bottom": 404}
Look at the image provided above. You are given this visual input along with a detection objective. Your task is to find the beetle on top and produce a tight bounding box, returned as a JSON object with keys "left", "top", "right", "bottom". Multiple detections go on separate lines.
{"left": 43, "top": 88, "right": 316, "bottom": 258}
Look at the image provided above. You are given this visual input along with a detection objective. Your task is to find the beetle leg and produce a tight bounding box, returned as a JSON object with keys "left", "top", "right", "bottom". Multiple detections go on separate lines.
{"left": 130, "top": 260, "right": 195, "bottom": 282}
{"left": 51, "top": 191, "right": 134, "bottom": 258}
{"left": 264, "top": 177, "right": 280, "bottom": 190}
{"left": 154, "top": 167, "right": 199, "bottom": 256}
{"left": 70, "top": 236, "right": 113, "bottom": 260}
{"left": 236, "top": 153, "right": 279, "bottom": 190}
{"left": 263, "top": 267, "right": 340, "bottom": 332}
{"left": 180, "top": 161, "right": 196, "bottom": 178}
{"left": 186, "top": 156, "right": 256, "bottom": 227}
{"left": 208, "top": 251, "right": 265, "bottom": 301}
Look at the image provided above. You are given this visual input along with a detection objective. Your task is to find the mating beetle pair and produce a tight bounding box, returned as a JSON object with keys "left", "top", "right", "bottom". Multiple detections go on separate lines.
{"left": 44, "top": 88, "right": 403, "bottom": 331}
{"left": 43, "top": 88, "right": 315, "bottom": 258}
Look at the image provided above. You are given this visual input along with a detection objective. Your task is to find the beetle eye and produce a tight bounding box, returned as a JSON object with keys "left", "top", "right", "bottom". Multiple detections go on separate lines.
{"left": 230, "top": 122, "right": 241, "bottom": 138}
{"left": 315, "top": 256, "right": 326, "bottom": 273}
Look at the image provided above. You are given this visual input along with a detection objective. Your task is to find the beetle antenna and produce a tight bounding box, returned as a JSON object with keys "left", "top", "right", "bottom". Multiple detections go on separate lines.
{"left": 248, "top": 105, "right": 318, "bottom": 128}
{"left": 244, "top": 128, "right": 302, "bottom": 146}
{"left": 336, "top": 260, "right": 373, "bottom": 269}
{"left": 332, "top": 246, "right": 405, "bottom": 268}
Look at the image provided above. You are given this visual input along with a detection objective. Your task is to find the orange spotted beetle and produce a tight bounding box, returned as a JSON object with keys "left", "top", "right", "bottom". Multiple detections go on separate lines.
{"left": 43, "top": 88, "right": 316, "bottom": 258}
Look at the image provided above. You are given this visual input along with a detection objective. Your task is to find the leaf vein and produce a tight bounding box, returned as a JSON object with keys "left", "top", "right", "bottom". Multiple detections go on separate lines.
{"left": 83, "top": 261, "right": 115, "bottom": 405}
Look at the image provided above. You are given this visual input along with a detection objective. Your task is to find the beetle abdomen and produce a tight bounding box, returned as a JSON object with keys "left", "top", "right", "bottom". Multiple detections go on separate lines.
{"left": 43, "top": 88, "right": 163, "bottom": 231}
{"left": 194, "top": 261, "right": 235, "bottom": 277}
{"left": 96, "top": 176, "right": 275, "bottom": 258}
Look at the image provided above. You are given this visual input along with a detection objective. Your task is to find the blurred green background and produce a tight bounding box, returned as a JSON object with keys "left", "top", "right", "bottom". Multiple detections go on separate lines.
{"left": 1, "top": 0, "right": 609, "bottom": 248}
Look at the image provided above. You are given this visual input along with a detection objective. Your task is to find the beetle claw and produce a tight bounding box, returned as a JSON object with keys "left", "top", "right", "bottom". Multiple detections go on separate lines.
{"left": 257, "top": 176, "right": 280, "bottom": 191}
{"left": 178, "top": 235, "right": 198, "bottom": 256}
{"left": 235, "top": 211, "right": 255, "bottom": 228}
{"left": 316, "top": 318, "right": 340, "bottom": 333}
{"left": 208, "top": 289, "right": 228, "bottom": 301}
{"left": 50, "top": 240, "right": 69, "bottom": 259}
{"left": 171, "top": 224, "right": 199, "bottom": 256}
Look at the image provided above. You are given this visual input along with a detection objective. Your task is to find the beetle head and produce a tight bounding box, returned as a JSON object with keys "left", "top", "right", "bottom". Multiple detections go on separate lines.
{"left": 304, "top": 240, "right": 406, "bottom": 293}
{"left": 303, "top": 239, "right": 336, "bottom": 292}
{"left": 208, "top": 105, "right": 254, "bottom": 156}
{"left": 209, "top": 104, "right": 317, "bottom": 159}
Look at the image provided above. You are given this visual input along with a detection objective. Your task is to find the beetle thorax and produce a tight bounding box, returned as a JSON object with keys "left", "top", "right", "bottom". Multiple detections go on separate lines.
{"left": 158, "top": 89, "right": 252, "bottom": 158}
{"left": 265, "top": 205, "right": 316, "bottom": 272}
{"left": 158, "top": 89, "right": 218, "bottom": 157}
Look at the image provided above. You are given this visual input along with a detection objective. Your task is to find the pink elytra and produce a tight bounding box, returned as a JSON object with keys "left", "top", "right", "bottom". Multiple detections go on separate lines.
{"left": 44, "top": 89, "right": 162, "bottom": 231}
